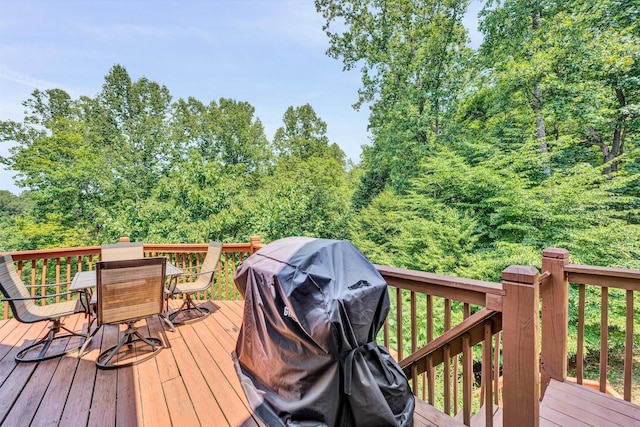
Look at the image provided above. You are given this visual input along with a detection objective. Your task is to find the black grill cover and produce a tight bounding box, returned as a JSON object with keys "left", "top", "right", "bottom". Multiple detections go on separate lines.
{"left": 232, "top": 237, "right": 414, "bottom": 426}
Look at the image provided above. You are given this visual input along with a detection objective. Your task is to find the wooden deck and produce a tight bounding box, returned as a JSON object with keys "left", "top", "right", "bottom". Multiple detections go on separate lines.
{"left": 1, "top": 300, "right": 637, "bottom": 427}
{"left": 0, "top": 300, "right": 451, "bottom": 427}
{"left": 540, "top": 379, "right": 640, "bottom": 426}
{"left": 0, "top": 300, "right": 262, "bottom": 427}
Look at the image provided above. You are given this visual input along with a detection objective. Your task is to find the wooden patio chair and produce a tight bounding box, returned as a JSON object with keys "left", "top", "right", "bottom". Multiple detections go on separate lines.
{"left": 166, "top": 241, "right": 222, "bottom": 324}
{"left": 100, "top": 241, "right": 144, "bottom": 261}
{"left": 95, "top": 257, "right": 167, "bottom": 369}
{"left": 0, "top": 254, "right": 86, "bottom": 363}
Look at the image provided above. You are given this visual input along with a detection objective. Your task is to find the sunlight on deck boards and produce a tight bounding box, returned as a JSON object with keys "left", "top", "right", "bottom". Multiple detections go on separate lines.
{"left": 0, "top": 300, "right": 263, "bottom": 427}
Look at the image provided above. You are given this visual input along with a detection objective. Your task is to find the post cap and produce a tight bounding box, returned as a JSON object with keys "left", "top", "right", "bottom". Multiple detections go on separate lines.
{"left": 542, "top": 248, "right": 570, "bottom": 259}
{"left": 502, "top": 265, "right": 539, "bottom": 284}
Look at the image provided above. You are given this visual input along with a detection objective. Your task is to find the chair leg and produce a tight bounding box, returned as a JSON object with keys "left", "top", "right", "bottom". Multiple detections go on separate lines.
{"left": 96, "top": 323, "right": 163, "bottom": 369}
{"left": 16, "top": 319, "right": 87, "bottom": 363}
{"left": 159, "top": 314, "right": 176, "bottom": 332}
{"left": 76, "top": 322, "right": 101, "bottom": 359}
{"left": 168, "top": 294, "right": 210, "bottom": 324}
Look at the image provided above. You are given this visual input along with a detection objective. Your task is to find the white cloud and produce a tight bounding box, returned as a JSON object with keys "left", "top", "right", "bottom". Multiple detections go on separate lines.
{"left": 77, "top": 23, "right": 174, "bottom": 41}
{"left": 0, "top": 67, "right": 61, "bottom": 90}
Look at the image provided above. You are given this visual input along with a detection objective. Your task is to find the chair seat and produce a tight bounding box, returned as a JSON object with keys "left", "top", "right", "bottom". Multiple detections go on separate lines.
{"left": 172, "top": 279, "right": 210, "bottom": 294}
{"left": 20, "top": 299, "right": 85, "bottom": 323}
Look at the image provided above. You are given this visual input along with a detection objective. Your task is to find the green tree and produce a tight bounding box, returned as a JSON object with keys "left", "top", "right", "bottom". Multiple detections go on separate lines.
{"left": 251, "top": 155, "right": 352, "bottom": 241}
{"left": 476, "top": 0, "right": 640, "bottom": 173}
{"left": 96, "top": 65, "right": 174, "bottom": 200}
{"left": 171, "top": 97, "right": 271, "bottom": 173}
{"left": 273, "top": 103, "right": 345, "bottom": 166}
{"left": 0, "top": 89, "right": 105, "bottom": 245}
{"left": 215, "top": 98, "right": 271, "bottom": 172}
{"left": 316, "top": 0, "right": 473, "bottom": 202}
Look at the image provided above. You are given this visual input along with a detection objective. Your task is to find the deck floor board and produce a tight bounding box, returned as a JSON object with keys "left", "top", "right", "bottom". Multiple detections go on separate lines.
{"left": 1, "top": 302, "right": 637, "bottom": 426}
{"left": 540, "top": 379, "right": 640, "bottom": 427}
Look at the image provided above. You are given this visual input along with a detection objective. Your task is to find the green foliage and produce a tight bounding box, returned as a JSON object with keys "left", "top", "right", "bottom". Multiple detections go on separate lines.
{"left": 317, "top": 0, "right": 473, "bottom": 198}
{"left": 250, "top": 155, "right": 353, "bottom": 241}
{"left": 273, "top": 103, "right": 345, "bottom": 167}
{"left": 0, "top": 65, "right": 353, "bottom": 248}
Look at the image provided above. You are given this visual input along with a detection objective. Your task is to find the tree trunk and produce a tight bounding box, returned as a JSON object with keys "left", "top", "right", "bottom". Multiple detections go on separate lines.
{"left": 531, "top": 7, "right": 550, "bottom": 176}
{"left": 587, "top": 88, "right": 627, "bottom": 174}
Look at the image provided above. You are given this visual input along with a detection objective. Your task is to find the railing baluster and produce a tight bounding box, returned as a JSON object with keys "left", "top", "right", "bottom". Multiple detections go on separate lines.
{"left": 444, "top": 343, "right": 451, "bottom": 415}
{"left": 462, "top": 333, "right": 472, "bottom": 426}
{"left": 494, "top": 331, "right": 501, "bottom": 405}
{"left": 453, "top": 353, "right": 459, "bottom": 416}
{"left": 410, "top": 291, "right": 417, "bottom": 356}
{"left": 457, "top": 302, "right": 470, "bottom": 414}
{"left": 411, "top": 363, "right": 418, "bottom": 394}
{"left": 444, "top": 298, "right": 451, "bottom": 414}
{"left": 232, "top": 252, "right": 238, "bottom": 300}
{"left": 427, "top": 354, "right": 434, "bottom": 405}
{"left": 55, "top": 258, "right": 61, "bottom": 302}
{"left": 600, "top": 286, "right": 608, "bottom": 393}
{"left": 624, "top": 289, "right": 633, "bottom": 402}
{"left": 41, "top": 259, "right": 47, "bottom": 306}
{"left": 577, "top": 284, "right": 586, "bottom": 384}
{"left": 425, "top": 294, "right": 433, "bottom": 402}
{"left": 31, "top": 260, "right": 36, "bottom": 297}
{"left": 396, "top": 287, "right": 403, "bottom": 361}
{"left": 66, "top": 257, "right": 71, "bottom": 298}
{"left": 217, "top": 258, "right": 223, "bottom": 300}
{"left": 483, "top": 321, "right": 493, "bottom": 427}
{"left": 225, "top": 253, "right": 231, "bottom": 300}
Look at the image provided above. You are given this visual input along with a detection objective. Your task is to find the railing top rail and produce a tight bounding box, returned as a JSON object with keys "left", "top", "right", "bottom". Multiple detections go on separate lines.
{"left": 7, "top": 246, "right": 101, "bottom": 261}
{"left": 144, "top": 243, "right": 255, "bottom": 253}
{"left": 5, "top": 242, "right": 259, "bottom": 262}
{"left": 376, "top": 264, "right": 504, "bottom": 296}
{"left": 565, "top": 263, "right": 640, "bottom": 291}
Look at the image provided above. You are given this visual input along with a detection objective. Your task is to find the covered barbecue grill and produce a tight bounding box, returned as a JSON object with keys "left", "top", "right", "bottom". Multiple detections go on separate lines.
{"left": 232, "top": 237, "right": 414, "bottom": 426}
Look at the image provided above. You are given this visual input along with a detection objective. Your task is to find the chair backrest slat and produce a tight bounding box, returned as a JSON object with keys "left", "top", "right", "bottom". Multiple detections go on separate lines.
{"left": 96, "top": 257, "right": 165, "bottom": 325}
{"left": 101, "top": 242, "right": 144, "bottom": 262}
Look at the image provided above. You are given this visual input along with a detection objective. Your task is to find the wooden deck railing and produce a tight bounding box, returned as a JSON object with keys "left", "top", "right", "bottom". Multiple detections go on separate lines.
{"left": 540, "top": 248, "right": 640, "bottom": 403}
{"left": 398, "top": 308, "right": 502, "bottom": 426}
{"left": 376, "top": 264, "right": 507, "bottom": 425}
{"left": 2, "top": 236, "right": 264, "bottom": 319}
{"left": 2, "top": 241, "right": 638, "bottom": 426}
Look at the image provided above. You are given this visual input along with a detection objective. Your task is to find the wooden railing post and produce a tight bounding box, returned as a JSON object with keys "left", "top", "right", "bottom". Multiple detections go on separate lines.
{"left": 502, "top": 265, "right": 540, "bottom": 427}
{"left": 249, "top": 236, "right": 262, "bottom": 253}
{"left": 540, "top": 248, "right": 570, "bottom": 396}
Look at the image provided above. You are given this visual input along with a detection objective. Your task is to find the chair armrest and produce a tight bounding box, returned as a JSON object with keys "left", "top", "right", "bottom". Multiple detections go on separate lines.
{"left": 180, "top": 269, "right": 217, "bottom": 278}
{"left": 23, "top": 281, "right": 72, "bottom": 288}
{"left": 165, "top": 269, "right": 216, "bottom": 296}
{"left": 2, "top": 290, "right": 76, "bottom": 301}
{"left": 165, "top": 278, "right": 178, "bottom": 296}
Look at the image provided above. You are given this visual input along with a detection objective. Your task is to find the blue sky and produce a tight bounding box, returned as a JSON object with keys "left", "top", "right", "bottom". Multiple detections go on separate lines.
{"left": 0, "top": 0, "right": 483, "bottom": 195}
